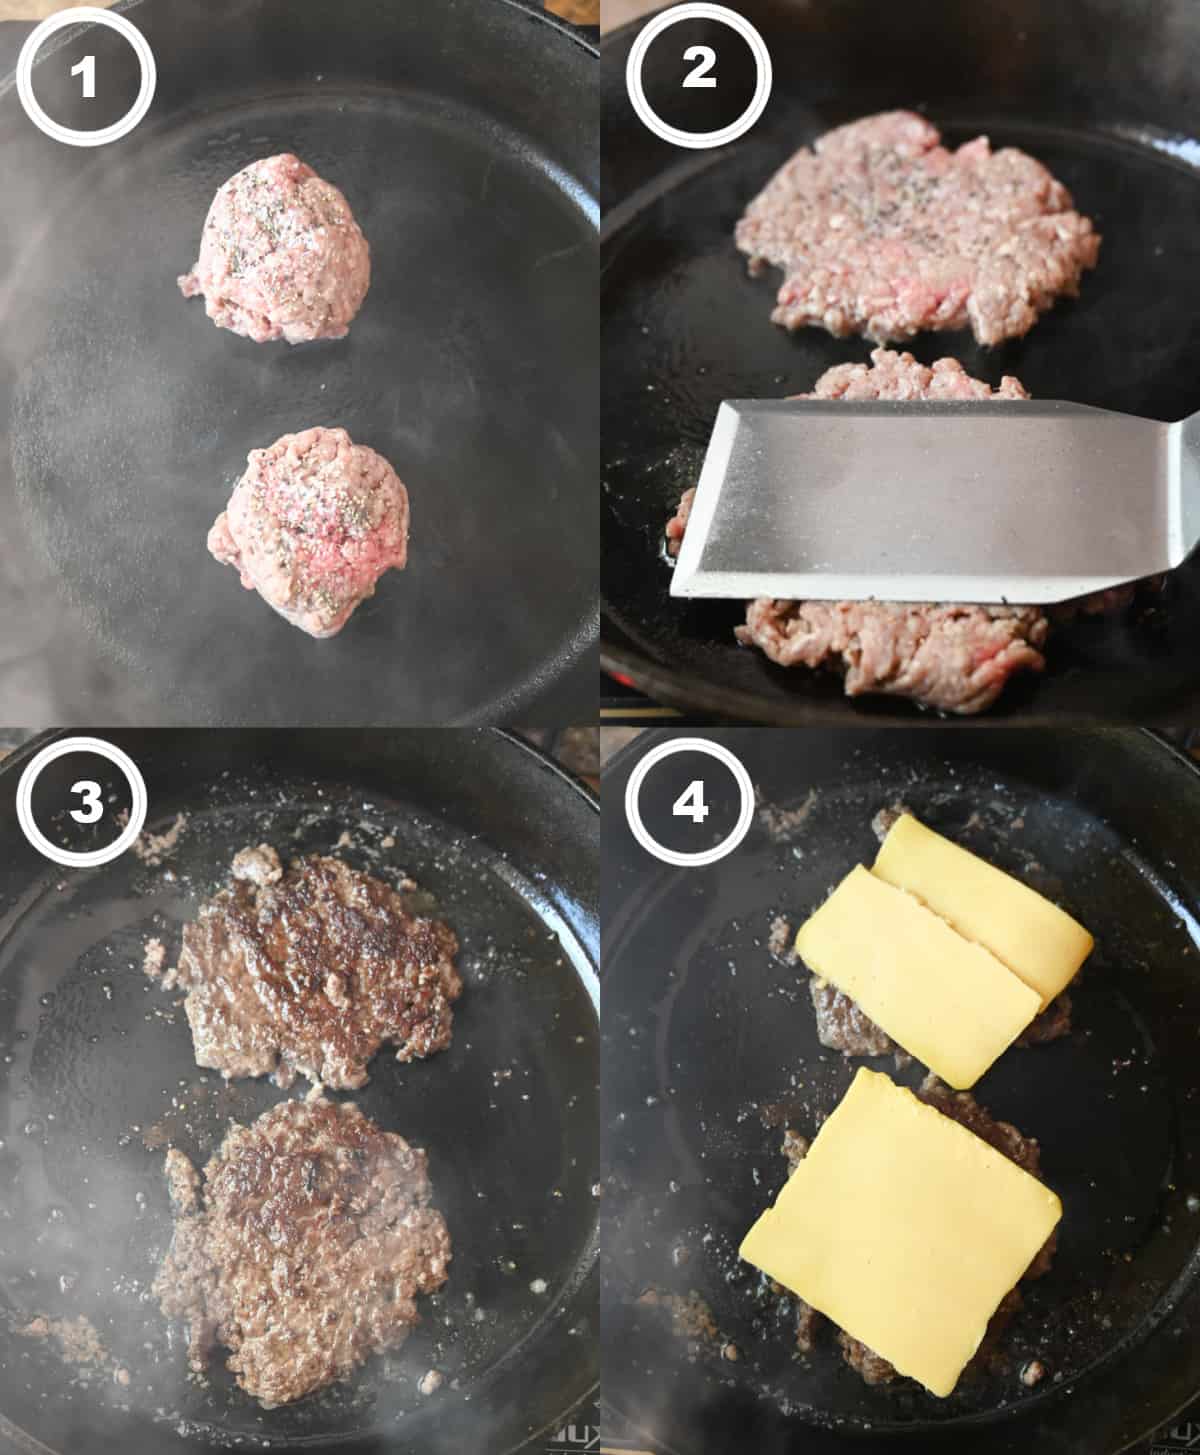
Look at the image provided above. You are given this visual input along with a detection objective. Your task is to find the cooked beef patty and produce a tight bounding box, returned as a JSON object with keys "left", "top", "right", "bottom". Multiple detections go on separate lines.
{"left": 161, "top": 846, "right": 461, "bottom": 1089}
{"left": 1017, "top": 992, "right": 1073, "bottom": 1047}
{"left": 735, "top": 111, "right": 1099, "bottom": 346}
{"left": 665, "top": 348, "right": 1051, "bottom": 714}
{"left": 785, "top": 1077, "right": 1054, "bottom": 1383}
{"left": 810, "top": 973, "right": 1072, "bottom": 1058}
{"left": 809, "top": 979, "right": 894, "bottom": 1057}
{"left": 179, "top": 153, "right": 370, "bottom": 344}
{"left": 155, "top": 1096, "right": 450, "bottom": 1407}
{"left": 209, "top": 426, "right": 410, "bottom": 639}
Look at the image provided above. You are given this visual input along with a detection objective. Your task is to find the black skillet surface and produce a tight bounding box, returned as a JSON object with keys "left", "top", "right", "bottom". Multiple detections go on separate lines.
{"left": 602, "top": 728, "right": 1200, "bottom": 1453}
{"left": 601, "top": 0, "right": 1200, "bottom": 723}
{"left": 0, "top": 0, "right": 597, "bottom": 726}
{"left": 0, "top": 728, "right": 599, "bottom": 1455}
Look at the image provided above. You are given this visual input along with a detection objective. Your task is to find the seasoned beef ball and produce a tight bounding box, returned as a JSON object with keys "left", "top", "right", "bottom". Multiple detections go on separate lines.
{"left": 736, "top": 111, "right": 1099, "bottom": 346}
{"left": 209, "top": 426, "right": 409, "bottom": 638}
{"left": 154, "top": 1097, "right": 450, "bottom": 1408}
{"left": 179, "top": 153, "right": 370, "bottom": 344}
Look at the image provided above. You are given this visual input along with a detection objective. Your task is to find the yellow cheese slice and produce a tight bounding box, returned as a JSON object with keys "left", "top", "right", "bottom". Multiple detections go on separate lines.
{"left": 872, "top": 814, "right": 1093, "bottom": 1006}
{"left": 794, "top": 865, "right": 1040, "bottom": 1089}
{"left": 739, "top": 1068, "right": 1062, "bottom": 1397}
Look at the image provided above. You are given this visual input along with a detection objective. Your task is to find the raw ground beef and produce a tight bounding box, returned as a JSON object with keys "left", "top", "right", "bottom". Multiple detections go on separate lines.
{"left": 209, "top": 426, "right": 409, "bottom": 638}
{"left": 159, "top": 847, "right": 461, "bottom": 1090}
{"left": 179, "top": 153, "right": 370, "bottom": 344}
{"left": 735, "top": 111, "right": 1099, "bottom": 346}
{"left": 155, "top": 1096, "right": 450, "bottom": 1408}
{"left": 737, "top": 597, "right": 1049, "bottom": 717}
{"left": 665, "top": 348, "right": 1053, "bottom": 714}
{"left": 784, "top": 1076, "right": 1055, "bottom": 1385}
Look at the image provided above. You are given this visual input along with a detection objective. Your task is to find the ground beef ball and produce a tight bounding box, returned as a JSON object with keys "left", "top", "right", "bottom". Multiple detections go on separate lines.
{"left": 209, "top": 426, "right": 409, "bottom": 638}
{"left": 735, "top": 111, "right": 1099, "bottom": 346}
{"left": 179, "top": 153, "right": 370, "bottom": 344}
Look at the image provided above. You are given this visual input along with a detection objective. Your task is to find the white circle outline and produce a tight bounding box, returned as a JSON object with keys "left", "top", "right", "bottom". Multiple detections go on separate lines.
{"left": 625, "top": 3, "right": 772, "bottom": 152}
{"left": 16, "top": 736, "right": 148, "bottom": 868}
{"left": 16, "top": 7, "right": 157, "bottom": 149}
{"left": 624, "top": 738, "right": 755, "bottom": 867}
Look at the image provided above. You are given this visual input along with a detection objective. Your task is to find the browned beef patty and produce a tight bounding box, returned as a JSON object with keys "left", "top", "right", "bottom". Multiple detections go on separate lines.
{"left": 735, "top": 111, "right": 1099, "bottom": 346}
{"left": 154, "top": 1097, "right": 450, "bottom": 1408}
{"left": 809, "top": 979, "right": 894, "bottom": 1057}
{"left": 809, "top": 974, "right": 1072, "bottom": 1059}
{"left": 784, "top": 1080, "right": 1055, "bottom": 1383}
{"left": 1017, "top": 992, "right": 1073, "bottom": 1048}
{"left": 838, "top": 1287, "right": 1027, "bottom": 1385}
{"left": 166, "top": 846, "right": 461, "bottom": 1089}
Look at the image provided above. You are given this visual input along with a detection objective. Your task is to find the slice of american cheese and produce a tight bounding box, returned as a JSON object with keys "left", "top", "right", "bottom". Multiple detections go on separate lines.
{"left": 794, "top": 865, "right": 1040, "bottom": 1089}
{"left": 873, "top": 814, "right": 1094, "bottom": 1007}
{"left": 739, "top": 1068, "right": 1062, "bottom": 1397}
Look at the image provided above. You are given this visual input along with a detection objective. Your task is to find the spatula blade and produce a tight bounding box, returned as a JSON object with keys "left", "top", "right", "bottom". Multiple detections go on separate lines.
{"left": 669, "top": 399, "right": 1181, "bottom": 605}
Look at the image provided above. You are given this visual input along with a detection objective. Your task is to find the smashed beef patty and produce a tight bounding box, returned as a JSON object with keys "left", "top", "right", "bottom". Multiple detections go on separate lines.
{"left": 736, "top": 110, "right": 1099, "bottom": 346}
{"left": 179, "top": 153, "right": 370, "bottom": 344}
{"left": 161, "top": 845, "right": 461, "bottom": 1089}
{"left": 155, "top": 1097, "right": 450, "bottom": 1407}
{"left": 809, "top": 974, "right": 1072, "bottom": 1056}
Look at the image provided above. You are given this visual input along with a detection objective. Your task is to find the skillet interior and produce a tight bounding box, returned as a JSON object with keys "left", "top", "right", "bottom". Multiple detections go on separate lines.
{"left": 601, "top": 0, "right": 1200, "bottom": 723}
{"left": 0, "top": 0, "right": 598, "bottom": 726}
{"left": 0, "top": 728, "right": 599, "bottom": 1455}
{"left": 601, "top": 727, "right": 1200, "bottom": 1453}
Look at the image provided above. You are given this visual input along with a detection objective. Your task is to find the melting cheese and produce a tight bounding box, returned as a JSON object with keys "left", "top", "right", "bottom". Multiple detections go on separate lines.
{"left": 873, "top": 814, "right": 1093, "bottom": 1006}
{"left": 794, "top": 865, "right": 1040, "bottom": 1088}
{"left": 739, "top": 1068, "right": 1062, "bottom": 1398}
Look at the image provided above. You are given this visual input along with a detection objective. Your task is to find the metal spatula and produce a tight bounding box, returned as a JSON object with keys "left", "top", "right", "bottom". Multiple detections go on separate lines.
{"left": 669, "top": 399, "right": 1200, "bottom": 605}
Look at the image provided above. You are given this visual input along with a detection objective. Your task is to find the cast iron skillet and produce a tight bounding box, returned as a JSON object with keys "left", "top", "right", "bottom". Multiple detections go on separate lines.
{"left": 0, "top": 0, "right": 597, "bottom": 726}
{"left": 601, "top": 0, "right": 1200, "bottom": 723}
{"left": 0, "top": 728, "right": 599, "bottom": 1454}
{"left": 602, "top": 727, "right": 1200, "bottom": 1453}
